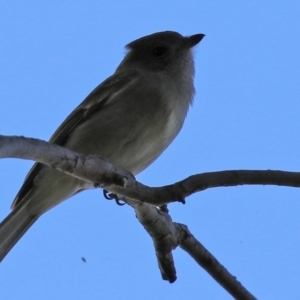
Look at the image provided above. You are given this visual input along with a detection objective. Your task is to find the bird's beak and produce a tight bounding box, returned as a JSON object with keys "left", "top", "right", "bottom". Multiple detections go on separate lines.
{"left": 184, "top": 34, "right": 205, "bottom": 48}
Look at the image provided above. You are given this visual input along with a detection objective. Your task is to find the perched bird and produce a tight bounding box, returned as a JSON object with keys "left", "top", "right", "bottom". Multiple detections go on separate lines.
{"left": 0, "top": 31, "right": 204, "bottom": 261}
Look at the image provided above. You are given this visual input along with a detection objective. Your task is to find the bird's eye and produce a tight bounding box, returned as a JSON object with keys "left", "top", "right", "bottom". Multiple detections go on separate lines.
{"left": 152, "top": 46, "right": 166, "bottom": 57}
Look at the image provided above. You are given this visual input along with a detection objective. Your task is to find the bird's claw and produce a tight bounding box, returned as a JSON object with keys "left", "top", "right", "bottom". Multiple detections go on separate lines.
{"left": 103, "top": 189, "right": 126, "bottom": 206}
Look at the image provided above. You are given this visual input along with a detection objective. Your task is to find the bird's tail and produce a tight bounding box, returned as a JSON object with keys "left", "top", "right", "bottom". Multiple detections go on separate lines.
{"left": 0, "top": 200, "right": 37, "bottom": 262}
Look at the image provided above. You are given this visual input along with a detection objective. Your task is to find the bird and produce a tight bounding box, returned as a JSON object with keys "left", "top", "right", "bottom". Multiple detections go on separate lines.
{"left": 0, "top": 31, "right": 204, "bottom": 261}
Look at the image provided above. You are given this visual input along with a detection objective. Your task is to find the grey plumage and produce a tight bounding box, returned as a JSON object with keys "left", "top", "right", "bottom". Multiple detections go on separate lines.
{"left": 0, "top": 31, "right": 204, "bottom": 261}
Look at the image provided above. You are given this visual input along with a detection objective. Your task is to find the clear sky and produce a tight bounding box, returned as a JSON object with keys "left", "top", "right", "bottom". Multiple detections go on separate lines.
{"left": 1, "top": 1, "right": 300, "bottom": 299}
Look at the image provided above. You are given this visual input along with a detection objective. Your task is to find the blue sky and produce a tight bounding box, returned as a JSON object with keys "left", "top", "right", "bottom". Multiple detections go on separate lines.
{"left": 1, "top": 1, "right": 300, "bottom": 299}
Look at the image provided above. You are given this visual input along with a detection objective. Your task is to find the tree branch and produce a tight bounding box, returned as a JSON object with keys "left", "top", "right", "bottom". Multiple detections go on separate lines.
{"left": 127, "top": 200, "right": 178, "bottom": 283}
{"left": 2, "top": 135, "right": 300, "bottom": 207}
{"left": 177, "top": 223, "right": 257, "bottom": 300}
{"left": 0, "top": 135, "right": 134, "bottom": 188}
{"left": 3, "top": 134, "right": 297, "bottom": 298}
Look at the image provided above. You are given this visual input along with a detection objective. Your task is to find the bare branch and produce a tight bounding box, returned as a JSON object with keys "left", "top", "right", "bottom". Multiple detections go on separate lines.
{"left": 107, "top": 170, "right": 300, "bottom": 207}
{"left": 1, "top": 134, "right": 298, "bottom": 298}
{"left": 126, "top": 199, "right": 257, "bottom": 297}
{"left": 127, "top": 198, "right": 257, "bottom": 297}
{"left": 177, "top": 170, "right": 300, "bottom": 197}
{"left": 0, "top": 134, "right": 134, "bottom": 188}
{"left": 127, "top": 200, "right": 178, "bottom": 283}
{"left": 2, "top": 135, "right": 300, "bottom": 207}
{"left": 176, "top": 223, "right": 257, "bottom": 300}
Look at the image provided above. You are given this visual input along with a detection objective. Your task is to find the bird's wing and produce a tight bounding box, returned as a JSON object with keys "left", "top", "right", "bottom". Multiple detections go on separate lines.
{"left": 12, "top": 69, "right": 139, "bottom": 209}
